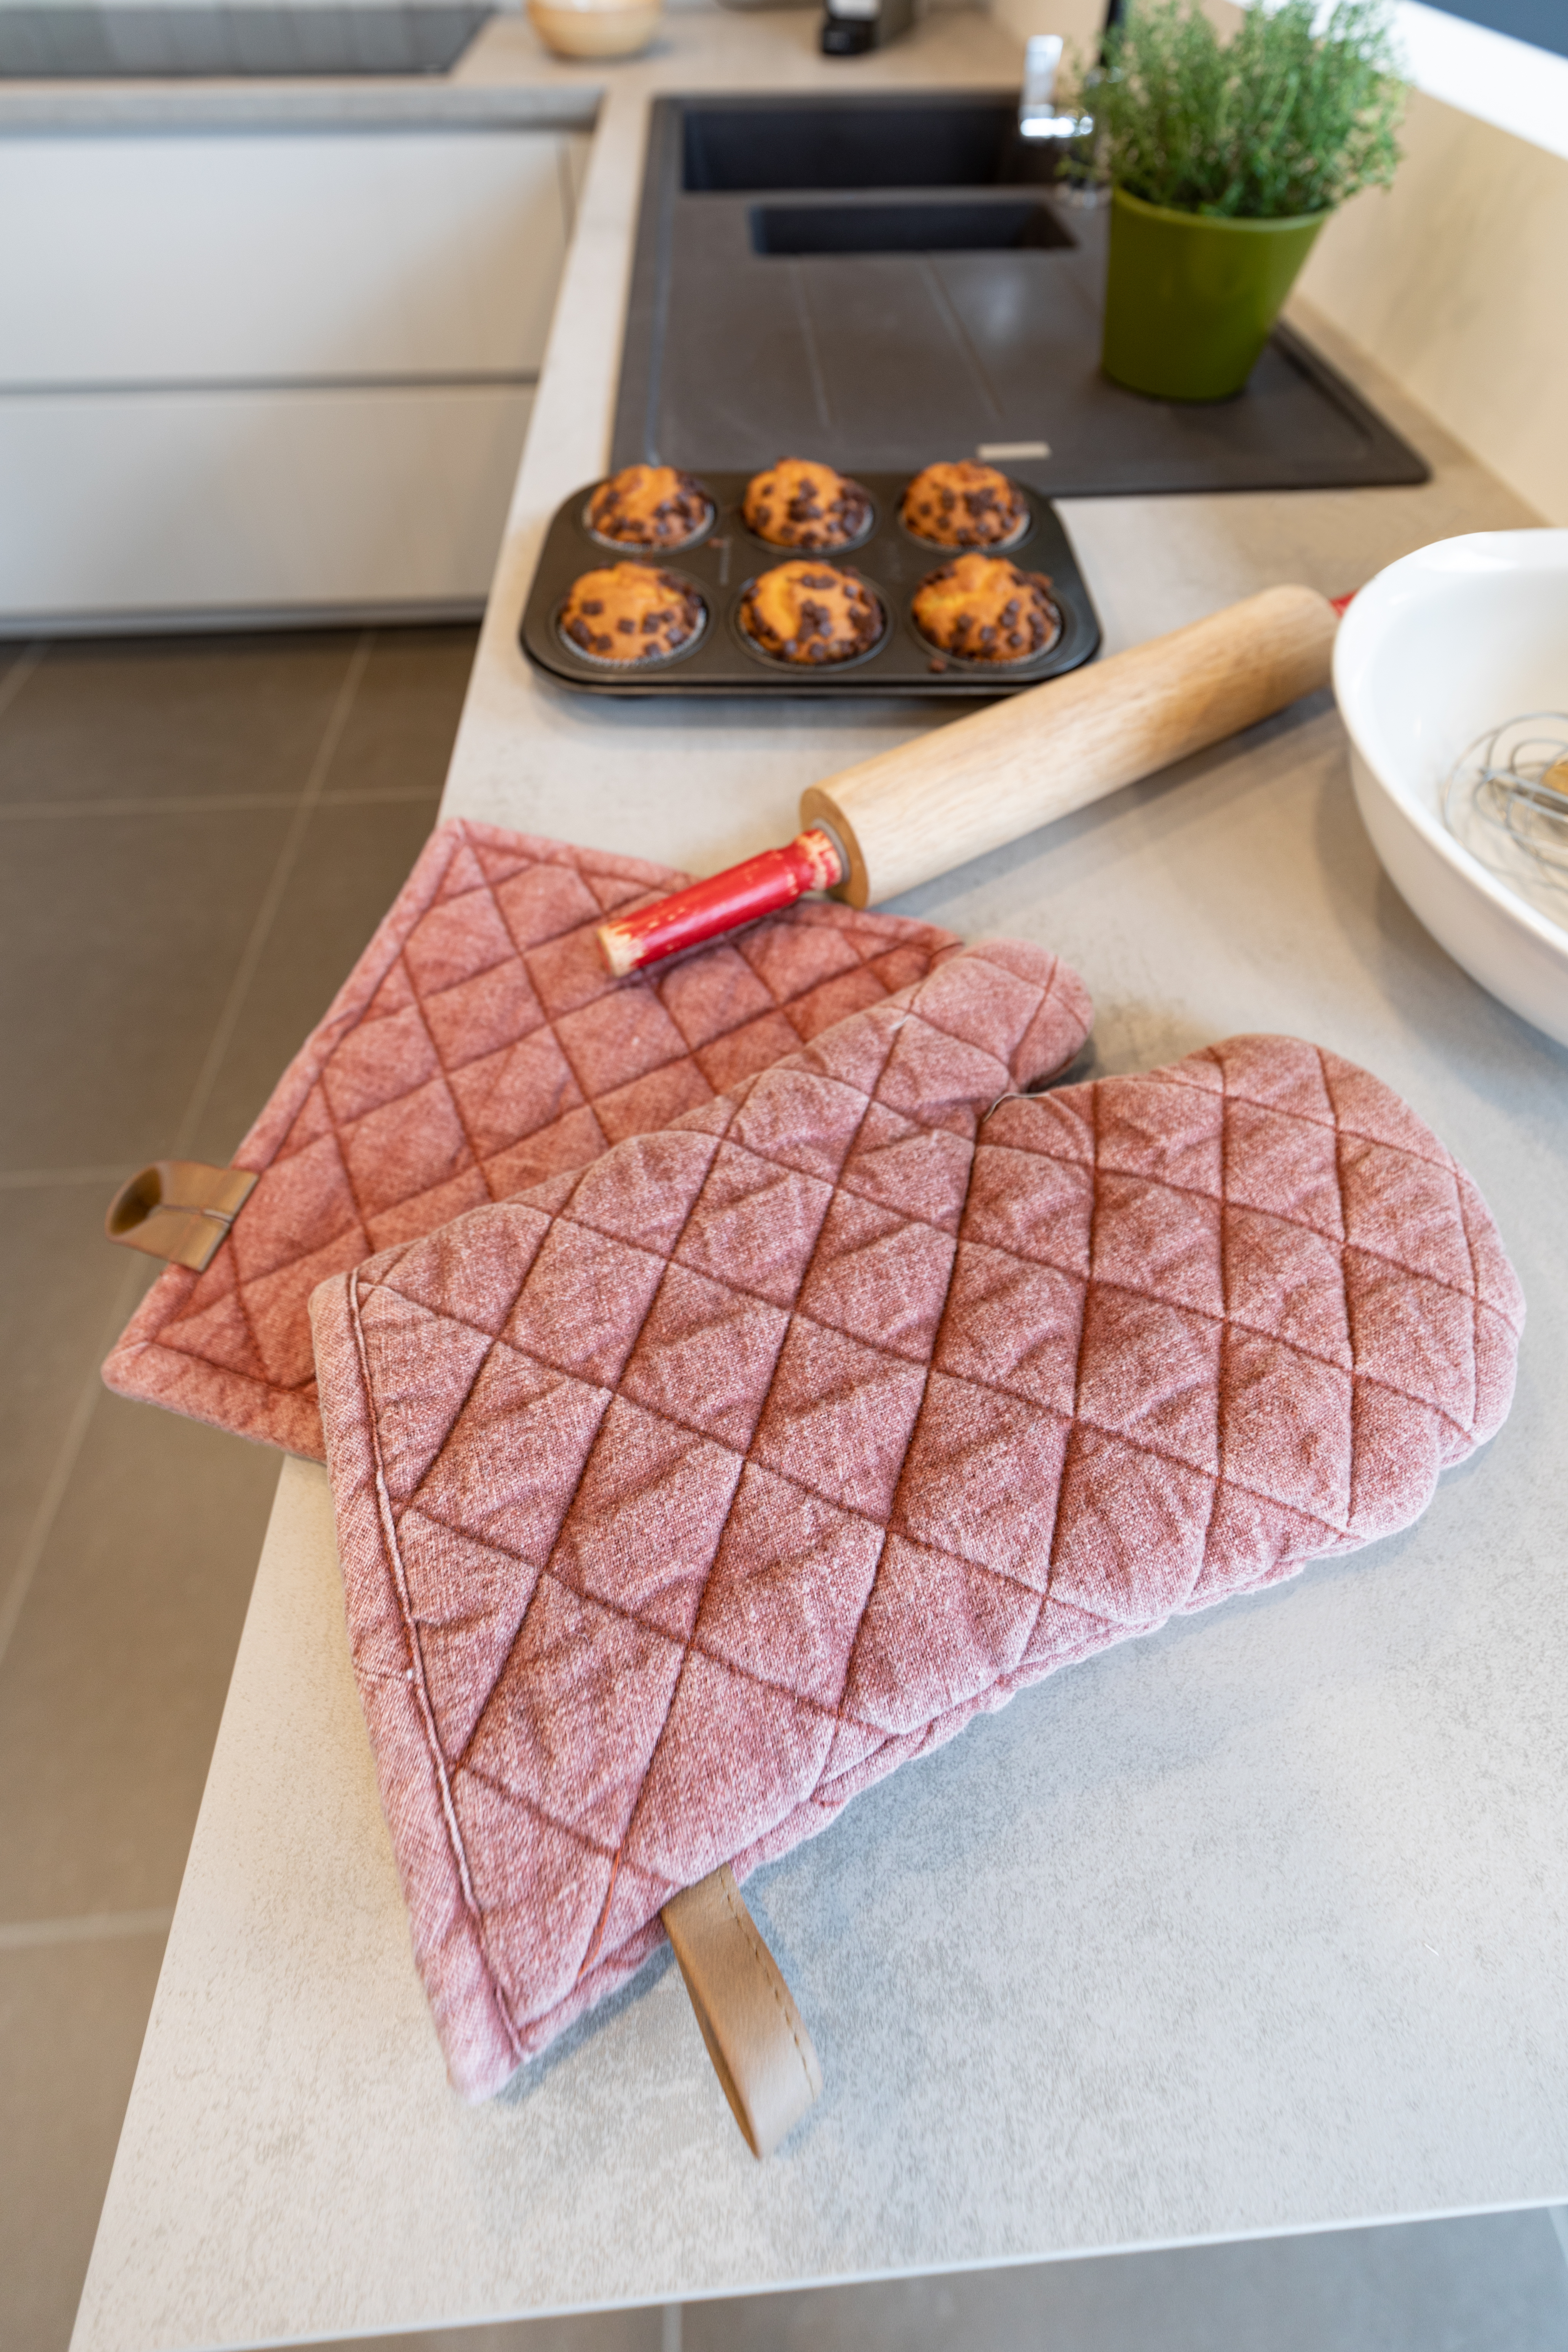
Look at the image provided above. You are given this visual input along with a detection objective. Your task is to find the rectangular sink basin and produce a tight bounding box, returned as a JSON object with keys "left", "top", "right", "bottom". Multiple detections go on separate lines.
{"left": 0, "top": 4, "right": 492, "bottom": 78}
{"left": 751, "top": 198, "right": 1074, "bottom": 256}
{"left": 612, "top": 91, "right": 1428, "bottom": 501}
{"left": 682, "top": 99, "right": 1060, "bottom": 193}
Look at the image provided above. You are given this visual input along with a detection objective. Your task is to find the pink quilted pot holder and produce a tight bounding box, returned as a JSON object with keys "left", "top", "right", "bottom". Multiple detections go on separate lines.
{"left": 102, "top": 820, "right": 962, "bottom": 1459}
{"left": 310, "top": 949, "right": 1521, "bottom": 2103}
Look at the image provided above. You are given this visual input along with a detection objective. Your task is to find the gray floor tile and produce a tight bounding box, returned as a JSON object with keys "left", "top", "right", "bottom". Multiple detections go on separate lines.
{"left": 0, "top": 1393, "right": 279, "bottom": 1922}
{"left": 321, "top": 626, "right": 477, "bottom": 802}
{"left": 187, "top": 789, "right": 445, "bottom": 1166}
{"left": 0, "top": 633, "right": 358, "bottom": 808}
{"left": 0, "top": 804, "right": 294, "bottom": 1170}
{"left": 0, "top": 1929, "right": 167, "bottom": 2352}
{"left": 0, "top": 1186, "right": 155, "bottom": 1619}
{"left": 0, "top": 624, "right": 481, "bottom": 2352}
{"left": 685, "top": 2214, "right": 1568, "bottom": 2351}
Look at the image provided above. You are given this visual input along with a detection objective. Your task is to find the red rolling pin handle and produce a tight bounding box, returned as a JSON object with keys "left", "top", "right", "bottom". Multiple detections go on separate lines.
{"left": 597, "top": 588, "right": 1356, "bottom": 980}
{"left": 598, "top": 827, "right": 845, "bottom": 978}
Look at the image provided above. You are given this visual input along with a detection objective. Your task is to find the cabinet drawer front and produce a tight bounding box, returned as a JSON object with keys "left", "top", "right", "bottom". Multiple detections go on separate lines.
{"left": 0, "top": 383, "right": 534, "bottom": 618}
{"left": 0, "top": 131, "right": 569, "bottom": 384}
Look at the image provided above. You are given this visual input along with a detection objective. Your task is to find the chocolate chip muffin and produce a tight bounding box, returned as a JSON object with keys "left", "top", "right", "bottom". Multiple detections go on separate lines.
{"left": 585, "top": 465, "right": 713, "bottom": 551}
{"left": 901, "top": 461, "right": 1029, "bottom": 549}
{"left": 738, "top": 561, "right": 884, "bottom": 666}
{"left": 559, "top": 564, "right": 705, "bottom": 664}
{"left": 742, "top": 459, "right": 873, "bottom": 552}
{"left": 911, "top": 552, "right": 1061, "bottom": 664}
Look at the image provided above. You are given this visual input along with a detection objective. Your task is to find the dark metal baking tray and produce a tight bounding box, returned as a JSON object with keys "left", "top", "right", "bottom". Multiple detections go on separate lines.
{"left": 519, "top": 472, "right": 1101, "bottom": 699}
{"left": 612, "top": 92, "right": 1430, "bottom": 501}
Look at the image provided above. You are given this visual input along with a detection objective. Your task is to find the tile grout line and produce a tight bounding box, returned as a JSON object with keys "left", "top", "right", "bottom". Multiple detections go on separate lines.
{"left": 0, "top": 794, "right": 298, "bottom": 822}
{"left": 0, "top": 785, "right": 442, "bottom": 823}
{"left": 0, "top": 1166, "right": 137, "bottom": 1190}
{"left": 321, "top": 786, "right": 448, "bottom": 807}
{"left": 0, "top": 639, "right": 45, "bottom": 725}
{"left": 0, "top": 1908, "right": 175, "bottom": 1953}
{"left": 172, "top": 628, "right": 375, "bottom": 1159}
{"left": 0, "top": 630, "right": 372, "bottom": 1686}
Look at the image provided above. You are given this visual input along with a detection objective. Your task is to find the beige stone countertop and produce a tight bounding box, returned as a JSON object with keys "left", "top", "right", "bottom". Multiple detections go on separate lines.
{"left": 72, "top": 10, "right": 1568, "bottom": 2349}
{"left": 0, "top": 0, "right": 1008, "bottom": 129}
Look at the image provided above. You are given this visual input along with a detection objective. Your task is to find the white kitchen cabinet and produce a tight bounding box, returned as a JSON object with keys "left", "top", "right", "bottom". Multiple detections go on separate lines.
{"left": 0, "top": 130, "right": 571, "bottom": 384}
{"left": 0, "top": 381, "right": 535, "bottom": 618}
{"left": 0, "top": 121, "right": 589, "bottom": 626}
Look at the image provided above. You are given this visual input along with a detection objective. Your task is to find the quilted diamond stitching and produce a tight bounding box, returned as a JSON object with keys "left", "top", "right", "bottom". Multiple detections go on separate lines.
{"left": 370, "top": 1093, "right": 1495, "bottom": 1564}
{"left": 1207, "top": 1054, "right": 1235, "bottom": 1579}
{"left": 316, "top": 984, "right": 1523, "bottom": 2101}
{"left": 433, "top": 1007, "right": 921, "bottom": 1814}
{"left": 580, "top": 1009, "right": 920, "bottom": 1927}
{"left": 318, "top": 950, "right": 1088, "bottom": 2026}
{"left": 104, "top": 821, "right": 964, "bottom": 1453}
{"left": 396, "top": 1492, "right": 883, "bottom": 1742}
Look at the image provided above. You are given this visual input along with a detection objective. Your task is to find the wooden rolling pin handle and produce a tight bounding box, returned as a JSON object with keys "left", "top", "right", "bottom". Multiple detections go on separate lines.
{"left": 596, "top": 584, "right": 1341, "bottom": 971}
{"left": 805, "top": 583, "right": 1340, "bottom": 907}
{"left": 598, "top": 828, "right": 843, "bottom": 977}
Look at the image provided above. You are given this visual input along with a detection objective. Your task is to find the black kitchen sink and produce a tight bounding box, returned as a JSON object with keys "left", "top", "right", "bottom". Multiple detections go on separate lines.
{"left": 682, "top": 98, "right": 1063, "bottom": 193}
{"left": 750, "top": 198, "right": 1074, "bottom": 256}
{"left": 612, "top": 91, "right": 1428, "bottom": 498}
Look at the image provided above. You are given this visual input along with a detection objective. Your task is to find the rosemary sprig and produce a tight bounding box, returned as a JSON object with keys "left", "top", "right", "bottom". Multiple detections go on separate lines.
{"left": 1068, "top": 0, "right": 1407, "bottom": 221}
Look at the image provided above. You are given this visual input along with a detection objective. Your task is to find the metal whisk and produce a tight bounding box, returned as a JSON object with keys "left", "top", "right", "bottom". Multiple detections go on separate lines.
{"left": 1442, "top": 714, "right": 1568, "bottom": 895}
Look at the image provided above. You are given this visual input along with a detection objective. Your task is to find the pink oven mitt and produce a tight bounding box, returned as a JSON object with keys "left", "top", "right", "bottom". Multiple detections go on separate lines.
{"left": 309, "top": 944, "right": 1521, "bottom": 2105}
{"left": 102, "top": 820, "right": 961, "bottom": 1458}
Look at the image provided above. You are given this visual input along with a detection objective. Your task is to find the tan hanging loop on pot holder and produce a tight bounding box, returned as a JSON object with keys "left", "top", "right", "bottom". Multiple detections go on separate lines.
{"left": 106, "top": 1160, "right": 257, "bottom": 1273}
{"left": 661, "top": 1868, "right": 822, "bottom": 2159}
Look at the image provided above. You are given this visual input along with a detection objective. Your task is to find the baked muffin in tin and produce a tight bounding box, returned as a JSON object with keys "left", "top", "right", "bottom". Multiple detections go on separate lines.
{"left": 911, "top": 552, "right": 1061, "bottom": 664}
{"left": 559, "top": 563, "right": 706, "bottom": 664}
{"left": 742, "top": 459, "right": 873, "bottom": 552}
{"left": 585, "top": 465, "right": 714, "bottom": 552}
{"left": 738, "top": 560, "right": 885, "bottom": 666}
{"left": 901, "top": 461, "right": 1029, "bottom": 550}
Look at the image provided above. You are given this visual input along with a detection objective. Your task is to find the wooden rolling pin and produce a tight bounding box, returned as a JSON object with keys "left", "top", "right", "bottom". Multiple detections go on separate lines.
{"left": 598, "top": 583, "right": 1340, "bottom": 975}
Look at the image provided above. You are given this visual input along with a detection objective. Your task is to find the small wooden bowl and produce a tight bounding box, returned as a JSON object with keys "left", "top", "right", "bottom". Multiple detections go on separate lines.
{"left": 527, "top": 0, "right": 660, "bottom": 57}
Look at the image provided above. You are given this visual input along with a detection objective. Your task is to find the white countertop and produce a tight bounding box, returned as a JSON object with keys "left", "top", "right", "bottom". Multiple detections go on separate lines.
{"left": 72, "top": 11, "right": 1568, "bottom": 2349}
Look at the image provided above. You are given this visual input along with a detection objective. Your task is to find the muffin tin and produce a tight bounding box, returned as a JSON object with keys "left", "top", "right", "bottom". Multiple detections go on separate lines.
{"left": 520, "top": 470, "right": 1100, "bottom": 698}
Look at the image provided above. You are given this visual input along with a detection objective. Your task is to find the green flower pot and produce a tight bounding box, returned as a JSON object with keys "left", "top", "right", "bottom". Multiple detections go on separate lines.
{"left": 1101, "top": 185, "right": 1330, "bottom": 402}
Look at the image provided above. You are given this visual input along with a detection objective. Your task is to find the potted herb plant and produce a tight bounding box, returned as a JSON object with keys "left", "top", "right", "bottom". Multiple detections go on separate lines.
{"left": 1068, "top": 0, "right": 1406, "bottom": 402}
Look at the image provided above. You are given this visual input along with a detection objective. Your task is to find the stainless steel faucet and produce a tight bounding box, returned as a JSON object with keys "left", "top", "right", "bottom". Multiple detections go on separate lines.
{"left": 1018, "top": 34, "right": 1085, "bottom": 140}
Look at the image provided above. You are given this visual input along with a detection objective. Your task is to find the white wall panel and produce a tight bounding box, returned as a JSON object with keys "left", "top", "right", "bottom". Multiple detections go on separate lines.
{"left": 0, "top": 130, "right": 567, "bottom": 385}
{"left": 0, "top": 382, "right": 534, "bottom": 619}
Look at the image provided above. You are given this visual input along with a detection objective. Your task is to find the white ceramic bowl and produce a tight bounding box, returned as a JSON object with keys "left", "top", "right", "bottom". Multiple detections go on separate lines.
{"left": 1333, "top": 529, "right": 1568, "bottom": 1049}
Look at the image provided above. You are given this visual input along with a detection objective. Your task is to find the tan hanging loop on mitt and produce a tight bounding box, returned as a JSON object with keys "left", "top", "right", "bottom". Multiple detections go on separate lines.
{"left": 661, "top": 1867, "right": 822, "bottom": 2159}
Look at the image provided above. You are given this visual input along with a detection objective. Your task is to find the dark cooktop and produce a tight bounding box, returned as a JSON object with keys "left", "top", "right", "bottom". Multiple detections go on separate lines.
{"left": 611, "top": 92, "right": 1429, "bottom": 500}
